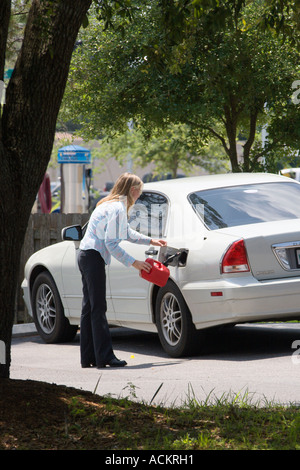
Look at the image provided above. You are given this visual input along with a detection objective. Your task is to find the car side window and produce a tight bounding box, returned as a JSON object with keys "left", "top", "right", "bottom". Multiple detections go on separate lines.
{"left": 128, "top": 191, "right": 168, "bottom": 238}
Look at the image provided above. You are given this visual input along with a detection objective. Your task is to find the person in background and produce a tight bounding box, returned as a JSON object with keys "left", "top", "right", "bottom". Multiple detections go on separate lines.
{"left": 78, "top": 172, "right": 167, "bottom": 368}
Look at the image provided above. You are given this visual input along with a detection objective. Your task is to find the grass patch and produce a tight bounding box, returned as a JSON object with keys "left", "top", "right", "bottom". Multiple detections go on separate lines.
{"left": 0, "top": 378, "right": 299, "bottom": 450}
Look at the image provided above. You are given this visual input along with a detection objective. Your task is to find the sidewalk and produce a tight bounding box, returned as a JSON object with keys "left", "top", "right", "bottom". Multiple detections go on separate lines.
{"left": 12, "top": 323, "right": 37, "bottom": 337}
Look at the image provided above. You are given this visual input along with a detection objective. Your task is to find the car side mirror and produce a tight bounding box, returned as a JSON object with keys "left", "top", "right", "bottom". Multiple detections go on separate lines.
{"left": 61, "top": 225, "right": 83, "bottom": 241}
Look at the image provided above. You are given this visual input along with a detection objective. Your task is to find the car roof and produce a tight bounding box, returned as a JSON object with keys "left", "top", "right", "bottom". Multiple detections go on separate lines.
{"left": 143, "top": 172, "right": 296, "bottom": 197}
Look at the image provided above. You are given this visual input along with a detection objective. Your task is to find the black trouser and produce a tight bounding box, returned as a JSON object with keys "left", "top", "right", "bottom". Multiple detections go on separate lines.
{"left": 77, "top": 249, "right": 114, "bottom": 366}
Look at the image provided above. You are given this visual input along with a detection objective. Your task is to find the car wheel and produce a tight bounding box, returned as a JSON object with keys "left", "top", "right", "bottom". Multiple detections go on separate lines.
{"left": 32, "top": 271, "right": 78, "bottom": 343}
{"left": 155, "top": 281, "right": 198, "bottom": 358}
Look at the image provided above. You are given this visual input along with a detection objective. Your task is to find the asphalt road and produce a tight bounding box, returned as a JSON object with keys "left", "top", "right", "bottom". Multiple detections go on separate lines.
{"left": 10, "top": 323, "right": 300, "bottom": 407}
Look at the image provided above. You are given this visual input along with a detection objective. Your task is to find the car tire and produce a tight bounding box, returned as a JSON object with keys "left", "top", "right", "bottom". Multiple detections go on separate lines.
{"left": 155, "top": 281, "right": 198, "bottom": 358}
{"left": 32, "top": 271, "right": 78, "bottom": 343}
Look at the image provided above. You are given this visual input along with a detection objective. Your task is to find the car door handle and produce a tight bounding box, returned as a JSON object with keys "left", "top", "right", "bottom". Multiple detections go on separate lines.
{"left": 145, "top": 248, "right": 158, "bottom": 255}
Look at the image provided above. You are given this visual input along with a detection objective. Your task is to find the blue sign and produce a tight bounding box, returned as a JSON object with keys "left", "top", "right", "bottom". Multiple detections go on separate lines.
{"left": 57, "top": 145, "right": 91, "bottom": 164}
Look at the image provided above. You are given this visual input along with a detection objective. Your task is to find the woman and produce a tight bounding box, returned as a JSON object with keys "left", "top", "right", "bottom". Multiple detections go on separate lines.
{"left": 78, "top": 173, "right": 167, "bottom": 368}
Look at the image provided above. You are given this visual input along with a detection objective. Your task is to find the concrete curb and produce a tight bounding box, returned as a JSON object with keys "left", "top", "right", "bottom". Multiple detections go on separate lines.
{"left": 12, "top": 323, "right": 37, "bottom": 337}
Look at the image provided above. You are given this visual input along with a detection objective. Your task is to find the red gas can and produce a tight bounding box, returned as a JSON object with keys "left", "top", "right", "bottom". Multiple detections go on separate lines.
{"left": 141, "top": 258, "right": 170, "bottom": 287}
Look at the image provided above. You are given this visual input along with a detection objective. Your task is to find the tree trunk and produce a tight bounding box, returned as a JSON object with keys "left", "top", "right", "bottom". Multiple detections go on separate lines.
{"left": 242, "top": 109, "right": 259, "bottom": 172}
{"left": 0, "top": 0, "right": 92, "bottom": 378}
{"left": 223, "top": 102, "right": 240, "bottom": 172}
{"left": 171, "top": 154, "right": 179, "bottom": 178}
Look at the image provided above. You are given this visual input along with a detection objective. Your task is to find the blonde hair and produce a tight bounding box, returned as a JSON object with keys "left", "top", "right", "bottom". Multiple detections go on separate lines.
{"left": 97, "top": 172, "right": 143, "bottom": 212}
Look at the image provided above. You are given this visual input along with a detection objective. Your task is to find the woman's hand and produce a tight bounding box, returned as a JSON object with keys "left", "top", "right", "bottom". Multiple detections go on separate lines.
{"left": 132, "top": 260, "right": 152, "bottom": 272}
{"left": 132, "top": 239, "right": 167, "bottom": 272}
{"left": 151, "top": 239, "right": 167, "bottom": 247}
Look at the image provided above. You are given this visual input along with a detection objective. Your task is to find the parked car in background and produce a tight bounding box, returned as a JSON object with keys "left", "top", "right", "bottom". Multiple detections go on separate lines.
{"left": 103, "top": 181, "right": 114, "bottom": 191}
{"left": 88, "top": 189, "right": 109, "bottom": 212}
{"left": 50, "top": 180, "right": 61, "bottom": 213}
{"left": 279, "top": 168, "right": 300, "bottom": 182}
{"left": 142, "top": 172, "right": 185, "bottom": 182}
{"left": 22, "top": 173, "right": 300, "bottom": 357}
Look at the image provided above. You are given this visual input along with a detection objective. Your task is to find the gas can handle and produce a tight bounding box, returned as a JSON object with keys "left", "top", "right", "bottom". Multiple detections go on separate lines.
{"left": 145, "top": 248, "right": 158, "bottom": 255}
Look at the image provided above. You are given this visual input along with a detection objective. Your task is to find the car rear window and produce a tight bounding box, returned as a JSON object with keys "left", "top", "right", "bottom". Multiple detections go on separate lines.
{"left": 188, "top": 182, "right": 300, "bottom": 230}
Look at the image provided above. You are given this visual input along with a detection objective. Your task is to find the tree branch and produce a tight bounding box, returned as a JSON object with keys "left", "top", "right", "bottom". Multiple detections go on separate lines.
{"left": 203, "top": 125, "right": 230, "bottom": 157}
{"left": 185, "top": 117, "right": 230, "bottom": 156}
{"left": 249, "top": 138, "right": 285, "bottom": 171}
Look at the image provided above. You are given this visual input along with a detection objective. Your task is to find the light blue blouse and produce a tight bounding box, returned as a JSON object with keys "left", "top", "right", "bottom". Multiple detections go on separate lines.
{"left": 80, "top": 200, "right": 151, "bottom": 267}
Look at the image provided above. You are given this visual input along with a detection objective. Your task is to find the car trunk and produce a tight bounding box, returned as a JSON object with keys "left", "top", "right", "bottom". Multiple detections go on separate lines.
{"left": 221, "top": 219, "right": 300, "bottom": 281}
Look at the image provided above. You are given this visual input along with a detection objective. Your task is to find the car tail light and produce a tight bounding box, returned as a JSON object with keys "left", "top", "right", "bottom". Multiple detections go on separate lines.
{"left": 221, "top": 239, "right": 250, "bottom": 273}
